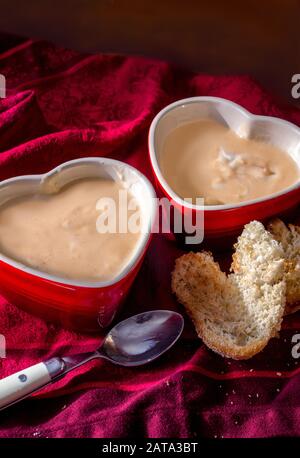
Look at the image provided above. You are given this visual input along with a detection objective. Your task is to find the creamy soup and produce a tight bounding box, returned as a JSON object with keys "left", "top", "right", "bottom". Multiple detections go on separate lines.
{"left": 0, "top": 178, "right": 142, "bottom": 282}
{"left": 160, "top": 119, "right": 299, "bottom": 205}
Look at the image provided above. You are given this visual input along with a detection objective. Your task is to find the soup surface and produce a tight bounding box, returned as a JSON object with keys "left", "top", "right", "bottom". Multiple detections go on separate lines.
{"left": 160, "top": 119, "right": 299, "bottom": 205}
{"left": 0, "top": 178, "right": 142, "bottom": 282}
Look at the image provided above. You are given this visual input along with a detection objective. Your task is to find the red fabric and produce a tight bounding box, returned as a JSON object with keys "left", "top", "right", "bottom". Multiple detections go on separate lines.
{"left": 0, "top": 38, "right": 300, "bottom": 439}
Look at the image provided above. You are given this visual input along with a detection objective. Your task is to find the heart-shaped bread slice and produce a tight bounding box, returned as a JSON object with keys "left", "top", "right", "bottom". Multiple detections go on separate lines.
{"left": 267, "top": 218, "right": 300, "bottom": 315}
{"left": 172, "top": 221, "right": 286, "bottom": 359}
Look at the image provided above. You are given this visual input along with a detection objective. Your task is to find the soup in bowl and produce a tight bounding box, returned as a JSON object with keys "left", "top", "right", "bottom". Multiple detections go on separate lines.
{"left": 0, "top": 157, "right": 156, "bottom": 331}
{"left": 149, "top": 96, "right": 300, "bottom": 245}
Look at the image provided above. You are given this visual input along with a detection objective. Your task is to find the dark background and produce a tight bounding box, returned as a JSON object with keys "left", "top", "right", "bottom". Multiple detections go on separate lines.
{"left": 0, "top": 0, "right": 299, "bottom": 104}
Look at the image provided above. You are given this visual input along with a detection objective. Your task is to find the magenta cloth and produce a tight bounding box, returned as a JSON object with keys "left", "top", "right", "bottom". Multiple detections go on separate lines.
{"left": 0, "top": 38, "right": 300, "bottom": 438}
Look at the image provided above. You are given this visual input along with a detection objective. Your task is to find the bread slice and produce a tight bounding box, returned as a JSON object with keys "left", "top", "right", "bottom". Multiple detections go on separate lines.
{"left": 172, "top": 221, "right": 286, "bottom": 359}
{"left": 267, "top": 218, "right": 300, "bottom": 314}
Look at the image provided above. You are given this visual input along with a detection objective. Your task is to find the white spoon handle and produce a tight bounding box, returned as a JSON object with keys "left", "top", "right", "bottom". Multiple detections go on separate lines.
{"left": 0, "top": 363, "right": 51, "bottom": 410}
{"left": 0, "top": 353, "right": 97, "bottom": 411}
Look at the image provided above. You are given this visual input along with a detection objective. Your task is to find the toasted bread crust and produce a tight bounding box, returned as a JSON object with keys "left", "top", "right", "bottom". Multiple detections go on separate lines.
{"left": 172, "top": 252, "right": 283, "bottom": 360}
{"left": 172, "top": 222, "right": 286, "bottom": 360}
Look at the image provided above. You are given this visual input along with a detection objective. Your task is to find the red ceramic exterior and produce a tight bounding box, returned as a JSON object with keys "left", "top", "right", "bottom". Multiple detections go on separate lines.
{"left": 0, "top": 157, "right": 156, "bottom": 332}
{"left": 148, "top": 97, "right": 300, "bottom": 247}
{"left": 150, "top": 162, "right": 300, "bottom": 246}
{"left": 0, "top": 243, "right": 149, "bottom": 332}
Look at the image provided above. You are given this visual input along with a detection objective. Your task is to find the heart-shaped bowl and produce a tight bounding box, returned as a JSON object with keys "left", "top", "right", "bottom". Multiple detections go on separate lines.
{"left": 0, "top": 157, "right": 157, "bottom": 331}
{"left": 149, "top": 96, "right": 300, "bottom": 246}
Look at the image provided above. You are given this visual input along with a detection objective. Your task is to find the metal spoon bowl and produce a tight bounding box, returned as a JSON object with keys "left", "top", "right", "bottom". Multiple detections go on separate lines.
{"left": 101, "top": 310, "right": 184, "bottom": 366}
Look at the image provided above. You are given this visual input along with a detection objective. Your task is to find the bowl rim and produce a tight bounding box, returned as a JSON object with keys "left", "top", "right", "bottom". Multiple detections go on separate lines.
{"left": 148, "top": 96, "right": 300, "bottom": 211}
{"left": 0, "top": 157, "right": 157, "bottom": 289}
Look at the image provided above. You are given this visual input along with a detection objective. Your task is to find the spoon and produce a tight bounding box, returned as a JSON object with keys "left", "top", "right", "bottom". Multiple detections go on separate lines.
{"left": 0, "top": 310, "right": 184, "bottom": 411}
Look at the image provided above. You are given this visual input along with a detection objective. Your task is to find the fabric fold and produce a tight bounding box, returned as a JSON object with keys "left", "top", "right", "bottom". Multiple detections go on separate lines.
{"left": 0, "top": 37, "right": 300, "bottom": 438}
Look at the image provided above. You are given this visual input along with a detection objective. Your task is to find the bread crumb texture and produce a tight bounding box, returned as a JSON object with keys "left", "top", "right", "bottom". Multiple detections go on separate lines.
{"left": 268, "top": 218, "right": 300, "bottom": 314}
{"left": 172, "top": 221, "right": 286, "bottom": 359}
